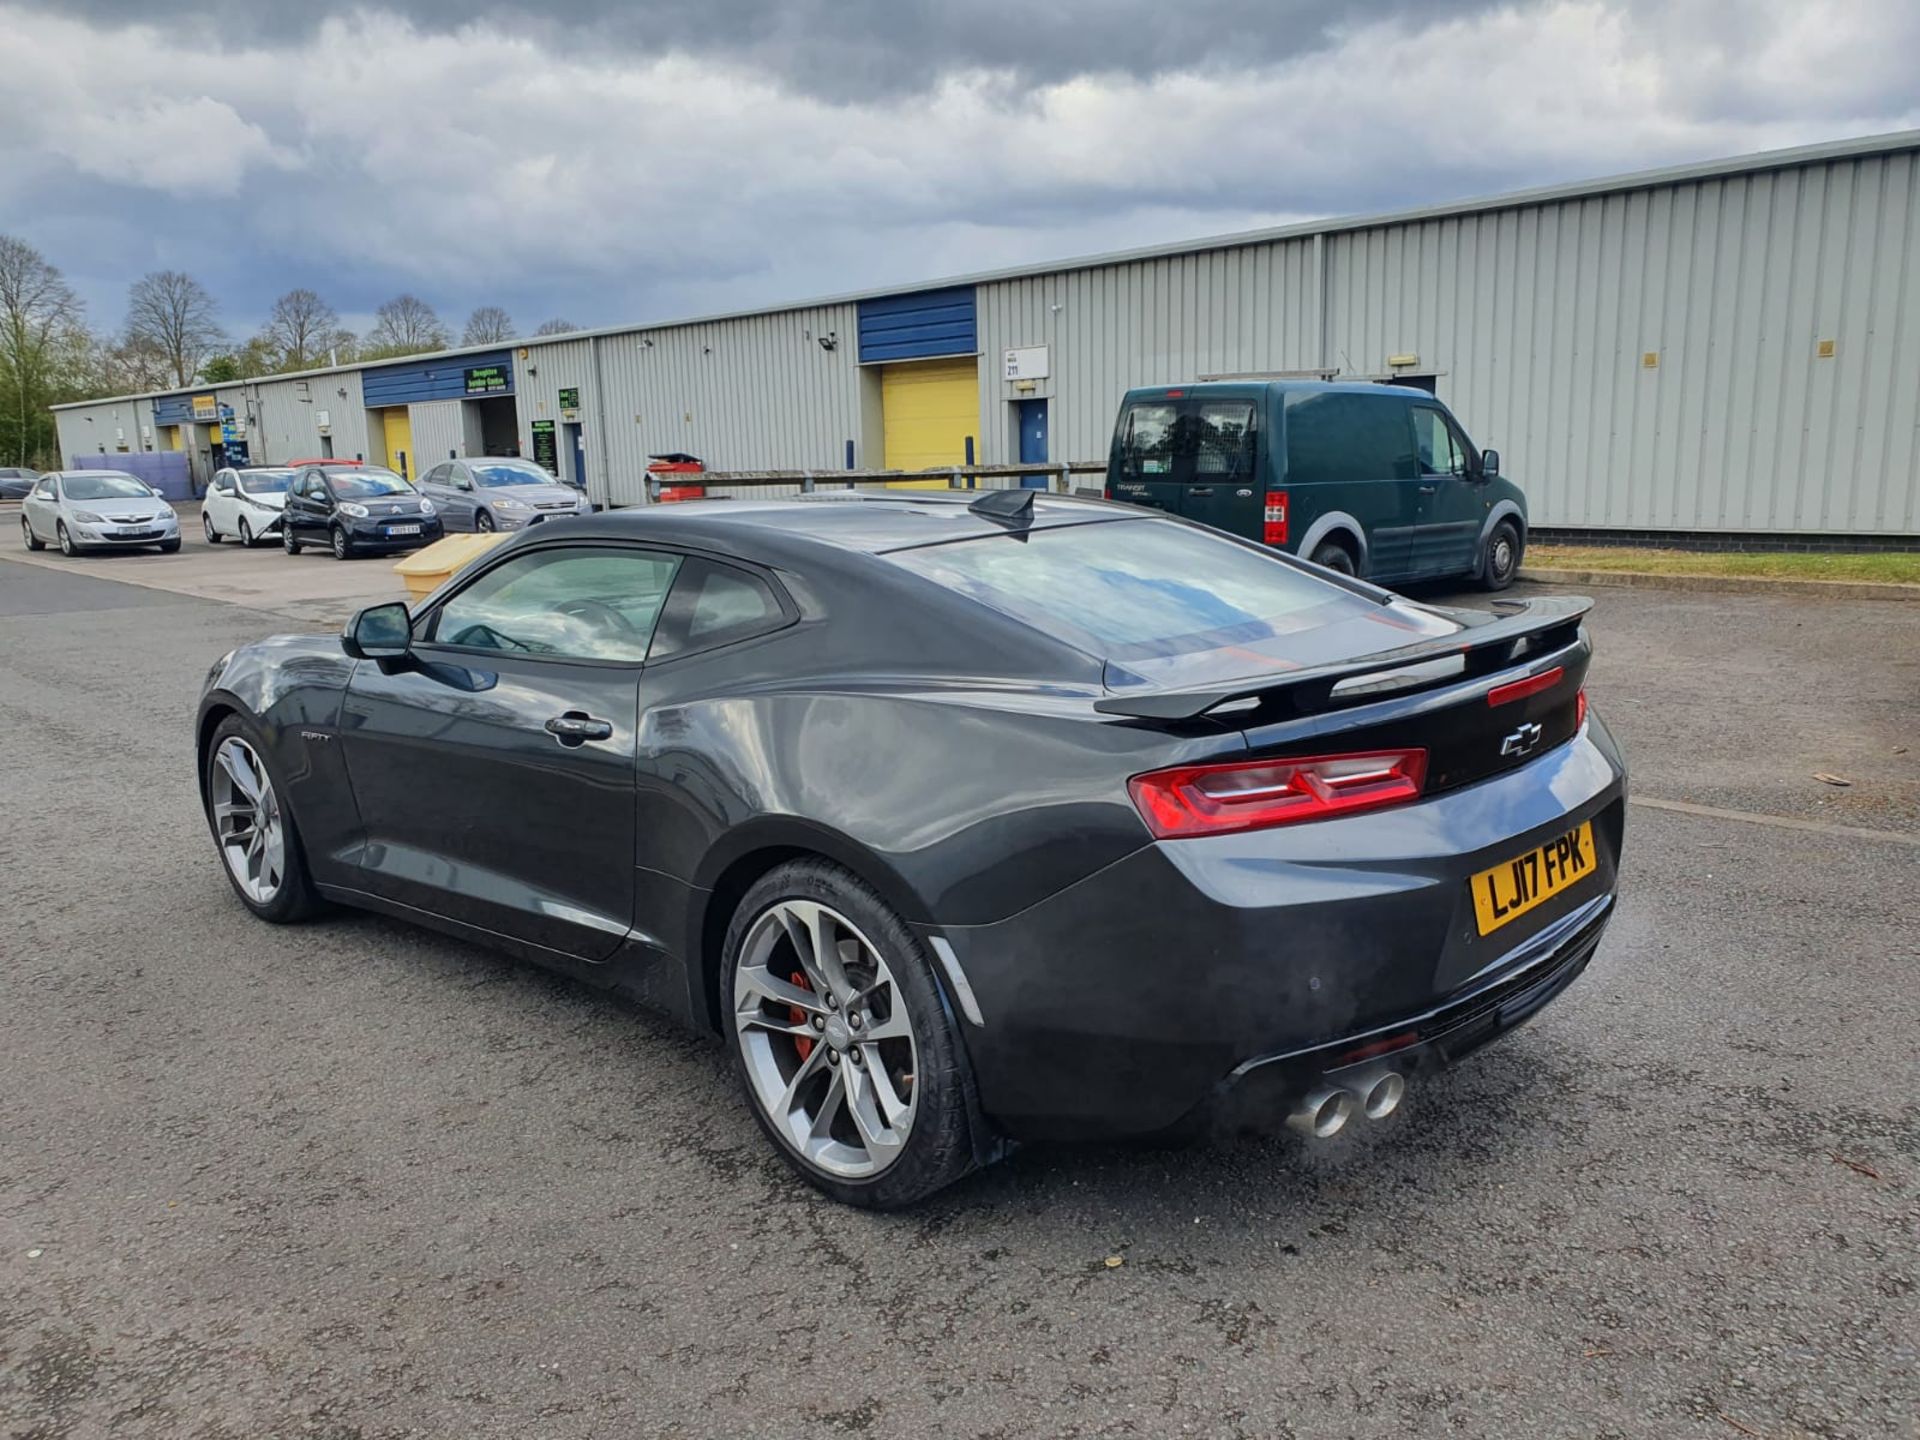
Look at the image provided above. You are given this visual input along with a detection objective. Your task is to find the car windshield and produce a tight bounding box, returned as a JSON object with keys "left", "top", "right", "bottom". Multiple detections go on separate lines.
{"left": 63, "top": 474, "right": 153, "bottom": 500}
{"left": 470, "top": 460, "right": 554, "bottom": 488}
{"left": 888, "top": 516, "right": 1458, "bottom": 689}
{"left": 238, "top": 470, "right": 293, "bottom": 495}
{"left": 327, "top": 467, "right": 412, "bottom": 498}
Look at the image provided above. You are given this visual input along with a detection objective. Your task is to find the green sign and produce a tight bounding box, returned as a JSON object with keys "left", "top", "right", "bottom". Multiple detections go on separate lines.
{"left": 558, "top": 387, "right": 580, "bottom": 411}
{"left": 530, "top": 419, "right": 558, "bottom": 476}
{"left": 465, "top": 365, "right": 509, "bottom": 396}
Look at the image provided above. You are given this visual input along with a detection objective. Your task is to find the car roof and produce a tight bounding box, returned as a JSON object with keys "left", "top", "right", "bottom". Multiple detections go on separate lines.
{"left": 549, "top": 491, "right": 1144, "bottom": 564}
{"left": 1122, "top": 379, "right": 1436, "bottom": 399}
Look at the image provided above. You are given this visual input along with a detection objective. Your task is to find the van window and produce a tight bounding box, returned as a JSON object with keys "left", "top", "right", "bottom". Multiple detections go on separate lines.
{"left": 1283, "top": 392, "right": 1418, "bottom": 485}
{"left": 1192, "top": 402, "right": 1256, "bottom": 478}
{"left": 1413, "top": 407, "right": 1467, "bottom": 476}
{"left": 1116, "top": 403, "right": 1177, "bottom": 477}
{"left": 1113, "top": 399, "right": 1256, "bottom": 482}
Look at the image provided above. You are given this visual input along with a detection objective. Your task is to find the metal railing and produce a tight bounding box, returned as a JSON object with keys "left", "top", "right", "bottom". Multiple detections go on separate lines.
{"left": 639, "top": 461, "right": 1109, "bottom": 505}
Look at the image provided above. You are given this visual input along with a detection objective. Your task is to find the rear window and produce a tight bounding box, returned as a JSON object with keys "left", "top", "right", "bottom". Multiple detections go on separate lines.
{"left": 1283, "top": 392, "right": 1417, "bottom": 485}
{"left": 888, "top": 518, "right": 1375, "bottom": 663}
{"left": 1113, "top": 399, "right": 1256, "bottom": 482}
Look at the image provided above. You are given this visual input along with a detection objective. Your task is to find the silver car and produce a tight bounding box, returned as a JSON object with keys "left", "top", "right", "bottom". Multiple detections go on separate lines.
{"left": 416, "top": 456, "right": 590, "bottom": 533}
{"left": 20, "top": 471, "right": 181, "bottom": 555}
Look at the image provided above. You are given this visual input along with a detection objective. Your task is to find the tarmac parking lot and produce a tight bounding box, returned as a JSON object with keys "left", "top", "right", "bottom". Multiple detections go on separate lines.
{"left": 1, "top": 531, "right": 1915, "bottom": 1438}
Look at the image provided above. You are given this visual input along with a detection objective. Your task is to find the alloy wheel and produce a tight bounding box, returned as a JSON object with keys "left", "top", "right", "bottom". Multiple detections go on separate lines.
{"left": 283, "top": 525, "right": 297, "bottom": 553}
{"left": 331, "top": 527, "right": 349, "bottom": 560}
{"left": 733, "top": 899, "right": 918, "bottom": 1179}
{"left": 475, "top": 510, "right": 495, "bottom": 532}
{"left": 238, "top": 518, "right": 253, "bottom": 546}
{"left": 57, "top": 522, "right": 74, "bottom": 556}
{"left": 20, "top": 518, "right": 34, "bottom": 551}
{"left": 209, "top": 736, "right": 286, "bottom": 904}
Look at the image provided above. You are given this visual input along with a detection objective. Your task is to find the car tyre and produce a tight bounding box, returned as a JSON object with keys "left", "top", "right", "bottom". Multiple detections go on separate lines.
{"left": 475, "top": 510, "right": 495, "bottom": 533}
{"left": 723, "top": 859, "right": 987, "bottom": 1209}
{"left": 283, "top": 524, "right": 301, "bottom": 555}
{"left": 330, "top": 525, "right": 353, "bottom": 561}
{"left": 238, "top": 517, "right": 254, "bottom": 546}
{"left": 21, "top": 517, "right": 43, "bottom": 551}
{"left": 1480, "top": 520, "right": 1522, "bottom": 592}
{"left": 203, "top": 511, "right": 221, "bottom": 543}
{"left": 202, "top": 713, "right": 322, "bottom": 924}
{"left": 1310, "top": 539, "right": 1357, "bottom": 576}
{"left": 57, "top": 521, "right": 77, "bottom": 557}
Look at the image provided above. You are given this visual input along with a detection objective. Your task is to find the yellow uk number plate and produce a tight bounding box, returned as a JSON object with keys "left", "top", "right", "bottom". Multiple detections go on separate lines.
{"left": 1471, "top": 821, "right": 1596, "bottom": 936}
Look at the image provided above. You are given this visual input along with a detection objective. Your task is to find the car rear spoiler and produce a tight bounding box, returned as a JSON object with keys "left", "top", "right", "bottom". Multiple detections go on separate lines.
{"left": 1093, "top": 595, "right": 1594, "bottom": 721}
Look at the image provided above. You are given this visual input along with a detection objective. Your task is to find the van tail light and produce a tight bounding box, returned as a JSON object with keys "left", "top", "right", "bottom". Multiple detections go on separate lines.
{"left": 1263, "top": 489, "right": 1289, "bottom": 546}
{"left": 1128, "top": 749, "right": 1427, "bottom": 838}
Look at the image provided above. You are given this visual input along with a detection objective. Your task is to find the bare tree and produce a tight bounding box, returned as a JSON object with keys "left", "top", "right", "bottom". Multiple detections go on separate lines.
{"left": 462, "top": 306, "right": 514, "bottom": 346}
{"left": 364, "top": 295, "right": 451, "bottom": 358}
{"left": 259, "top": 288, "right": 340, "bottom": 371}
{"left": 534, "top": 318, "right": 579, "bottom": 336}
{"left": 0, "top": 236, "right": 89, "bottom": 466}
{"left": 124, "top": 270, "right": 224, "bottom": 387}
{"left": 94, "top": 332, "right": 177, "bottom": 394}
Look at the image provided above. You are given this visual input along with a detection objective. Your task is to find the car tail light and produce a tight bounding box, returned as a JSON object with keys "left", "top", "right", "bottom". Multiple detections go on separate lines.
{"left": 1128, "top": 749, "right": 1428, "bottom": 838}
{"left": 1486, "top": 665, "right": 1564, "bottom": 707}
{"left": 1263, "top": 489, "right": 1289, "bottom": 546}
{"left": 1576, "top": 688, "right": 1588, "bottom": 729}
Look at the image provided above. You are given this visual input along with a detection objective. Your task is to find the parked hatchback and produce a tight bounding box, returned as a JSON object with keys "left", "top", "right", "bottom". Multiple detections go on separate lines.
{"left": 1106, "top": 382, "right": 1528, "bottom": 589}
{"left": 282, "top": 464, "right": 442, "bottom": 560}
{"left": 418, "top": 457, "right": 591, "bottom": 533}
{"left": 203, "top": 466, "right": 295, "bottom": 547}
{"left": 19, "top": 470, "right": 181, "bottom": 555}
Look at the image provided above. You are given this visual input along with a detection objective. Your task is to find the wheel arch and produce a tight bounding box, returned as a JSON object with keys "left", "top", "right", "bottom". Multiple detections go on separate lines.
{"left": 1295, "top": 511, "right": 1369, "bottom": 573}
{"left": 1475, "top": 500, "right": 1527, "bottom": 566}
{"left": 690, "top": 819, "right": 932, "bottom": 1035}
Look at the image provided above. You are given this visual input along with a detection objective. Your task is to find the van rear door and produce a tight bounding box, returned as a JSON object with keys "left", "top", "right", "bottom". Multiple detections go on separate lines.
{"left": 1106, "top": 395, "right": 1262, "bottom": 541}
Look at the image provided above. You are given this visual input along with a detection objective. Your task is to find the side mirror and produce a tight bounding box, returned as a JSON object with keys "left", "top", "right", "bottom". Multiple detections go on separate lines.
{"left": 342, "top": 601, "right": 412, "bottom": 660}
{"left": 455, "top": 478, "right": 473, "bottom": 491}
{"left": 1480, "top": 448, "right": 1501, "bottom": 481}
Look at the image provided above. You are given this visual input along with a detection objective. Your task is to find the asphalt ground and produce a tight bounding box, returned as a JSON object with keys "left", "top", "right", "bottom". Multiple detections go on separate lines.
{"left": 1, "top": 545, "right": 1915, "bottom": 1439}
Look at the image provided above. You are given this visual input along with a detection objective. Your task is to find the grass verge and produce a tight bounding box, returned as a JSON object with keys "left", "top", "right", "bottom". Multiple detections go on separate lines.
{"left": 1526, "top": 546, "right": 1920, "bottom": 585}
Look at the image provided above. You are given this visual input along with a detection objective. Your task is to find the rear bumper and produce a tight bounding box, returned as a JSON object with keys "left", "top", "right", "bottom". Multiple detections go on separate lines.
{"left": 934, "top": 719, "right": 1627, "bottom": 1141}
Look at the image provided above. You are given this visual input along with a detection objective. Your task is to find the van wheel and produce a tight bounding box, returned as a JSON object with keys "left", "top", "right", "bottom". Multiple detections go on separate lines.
{"left": 1480, "top": 521, "right": 1522, "bottom": 591}
{"left": 1310, "top": 540, "right": 1357, "bottom": 576}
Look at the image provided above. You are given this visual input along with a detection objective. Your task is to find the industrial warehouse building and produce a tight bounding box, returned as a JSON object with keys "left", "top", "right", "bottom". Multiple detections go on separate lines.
{"left": 52, "top": 130, "right": 1920, "bottom": 541}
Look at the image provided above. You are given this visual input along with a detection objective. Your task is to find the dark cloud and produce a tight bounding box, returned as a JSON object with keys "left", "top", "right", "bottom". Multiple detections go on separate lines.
{"left": 11, "top": 0, "right": 1501, "bottom": 93}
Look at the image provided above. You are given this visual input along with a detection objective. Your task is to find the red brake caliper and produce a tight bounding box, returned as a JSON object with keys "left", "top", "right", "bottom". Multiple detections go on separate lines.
{"left": 790, "top": 970, "right": 814, "bottom": 1060}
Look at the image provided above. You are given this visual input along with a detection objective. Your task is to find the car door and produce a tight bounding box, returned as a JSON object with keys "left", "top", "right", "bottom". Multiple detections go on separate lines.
{"left": 207, "top": 470, "right": 237, "bottom": 533}
{"left": 23, "top": 476, "right": 58, "bottom": 540}
{"left": 444, "top": 462, "right": 481, "bottom": 530}
{"left": 1279, "top": 390, "right": 1422, "bottom": 579}
{"left": 1170, "top": 398, "right": 1262, "bottom": 541}
{"left": 336, "top": 541, "right": 684, "bottom": 959}
{"left": 1409, "top": 404, "right": 1483, "bottom": 578}
{"left": 417, "top": 464, "right": 456, "bottom": 528}
{"left": 288, "top": 469, "right": 330, "bottom": 539}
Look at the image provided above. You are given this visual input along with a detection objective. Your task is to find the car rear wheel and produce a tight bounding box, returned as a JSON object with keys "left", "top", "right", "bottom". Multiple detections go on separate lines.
{"left": 203, "top": 511, "right": 220, "bottom": 543}
{"left": 724, "top": 860, "right": 985, "bottom": 1209}
{"left": 1480, "top": 520, "right": 1522, "bottom": 592}
{"left": 21, "top": 517, "right": 43, "bottom": 551}
{"left": 330, "top": 526, "right": 353, "bottom": 561}
{"left": 203, "top": 718, "right": 320, "bottom": 923}
{"left": 57, "top": 522, "right": 76, "bottom": 557}
{"left": 1310, "top": 539, "right": 1357, "bottom": 576}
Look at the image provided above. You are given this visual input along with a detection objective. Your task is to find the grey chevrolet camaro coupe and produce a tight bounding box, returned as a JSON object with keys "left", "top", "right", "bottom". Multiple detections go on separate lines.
{"left": 195, "top": 490, "right": 1626, "bottom": 1207}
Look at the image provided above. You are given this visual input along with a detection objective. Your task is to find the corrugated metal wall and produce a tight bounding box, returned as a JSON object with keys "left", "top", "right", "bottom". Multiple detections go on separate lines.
{"left": 408, "top": 400, "right": 467, "bottom": 469}
{"left": 974, "top": 239, "right": 1323, "bottom": 469}
{"left": 1323, "top": 147, "right": 1920, "bottom": 533}
{"left": 516, "top": 336, "right": 598, "bottom": 492}
{"left": 249, "top": 370, "right": 370, "bottom": 463}
{"left": 54, "top": 399, "right": 151, "bottom": 462}
{"left": 590, "top": 303, "right": 863, "bottom": 506}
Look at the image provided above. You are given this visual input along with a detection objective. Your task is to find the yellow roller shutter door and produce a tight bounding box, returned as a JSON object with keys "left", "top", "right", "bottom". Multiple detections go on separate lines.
{"left": 881, "top": 358, "right": 979, "bottom": 488}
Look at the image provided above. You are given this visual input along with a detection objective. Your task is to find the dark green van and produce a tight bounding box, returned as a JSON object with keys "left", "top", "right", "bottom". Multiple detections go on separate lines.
{"left": 1104, "top": 381, "right": 1528, "bottom": 590}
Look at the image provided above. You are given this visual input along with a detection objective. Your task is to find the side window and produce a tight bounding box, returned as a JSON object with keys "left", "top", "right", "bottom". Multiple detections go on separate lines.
{"left": 1191, "top": 402, "right": 1256, "bottom": 478}
{"left": 1283, "top": 393, "right": 1419, "bottom": 485}
{"left": 429, "top": 546, "right": 682, "bottom": 663}
{"left": 422, "top": 464, "right": 447, "bottom": 487}
{"left": 649, "top": 558, "right": 786, "bottom": 660}
{"left": 1413, "top": 408, "right": 1466, "bottom": 477}
{"left": 33, "top": 478, "right": 56, "bottom": 500}
{"left": 302, "top": 472, "right": 328, "bottom": 499}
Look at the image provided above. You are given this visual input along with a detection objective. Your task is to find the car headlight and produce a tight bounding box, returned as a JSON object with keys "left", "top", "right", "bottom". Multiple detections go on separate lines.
{"left": 493, "top": 497, "right": 529, "bottom": 511}
{"left": 338, "top": 502, "right": 370, "bottom": 518}
{"left": 240, "top": 493, "right": 276, "bottom": 509}
{"left": 418, "top": 498, "right": 436, "bottom": 515}
{"left": 73, "top": 509, "right": 105, "bottom": 523}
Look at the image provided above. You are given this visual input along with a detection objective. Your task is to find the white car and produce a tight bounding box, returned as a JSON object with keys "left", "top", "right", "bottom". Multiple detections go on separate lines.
{"left": 19, "top": 470, "right": 181, "bottom": 555}
{"left": 203, "top": 466, "right": 294, "bottom": 547}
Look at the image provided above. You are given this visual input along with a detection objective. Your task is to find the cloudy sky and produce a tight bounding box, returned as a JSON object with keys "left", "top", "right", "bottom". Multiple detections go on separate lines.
{"left": 3, "top": 0, "right": 1917, "bottom": 346}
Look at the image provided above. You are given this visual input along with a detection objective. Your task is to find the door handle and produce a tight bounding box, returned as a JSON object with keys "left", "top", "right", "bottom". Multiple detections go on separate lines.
{"left": 545, "top": 712, "right": 613, "bottom": 745}
{"left": 1188, "top": 487, "right": 1213, "bottom": 497}
{"left": 1417, "top": 483, "right": 1438, "bottom": 494}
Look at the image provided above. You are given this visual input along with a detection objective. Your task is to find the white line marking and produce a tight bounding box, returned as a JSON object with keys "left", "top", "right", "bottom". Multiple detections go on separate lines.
{"left": 1630, "top": 795, "right": 1920, "bottom": 848}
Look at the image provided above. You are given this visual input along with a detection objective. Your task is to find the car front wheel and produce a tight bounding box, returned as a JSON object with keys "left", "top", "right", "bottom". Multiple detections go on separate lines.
{"left": 283, "top": 524, "right": 300, "bottom": 555}
{"left": 238, "top": 517, "right": 254, "bottom": 546}
{"left": 474, "top": 509, "right": 495, "bottom": 533}
{"left": 203, "top": 716, "right": 321, "bottom": 923}
{"left": 203, "top": 512, "right": 220, "bottom": 543}
{"left": 1481, "top": 520, "right": 1522, "bottom": 591}
{"left": 330, "top": 526, "right": 352, "bottom": 561}
{"left": 57, "top": 522, "right": 76, "bottom": 557}
{"left": 724, "top": 860, "right": 985, "bottom": 1209}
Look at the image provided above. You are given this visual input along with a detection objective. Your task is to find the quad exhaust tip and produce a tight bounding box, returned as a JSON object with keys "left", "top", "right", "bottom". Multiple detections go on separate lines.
{"left": 1286, "top": 1070, "right": 1406, "bottom": 1139}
